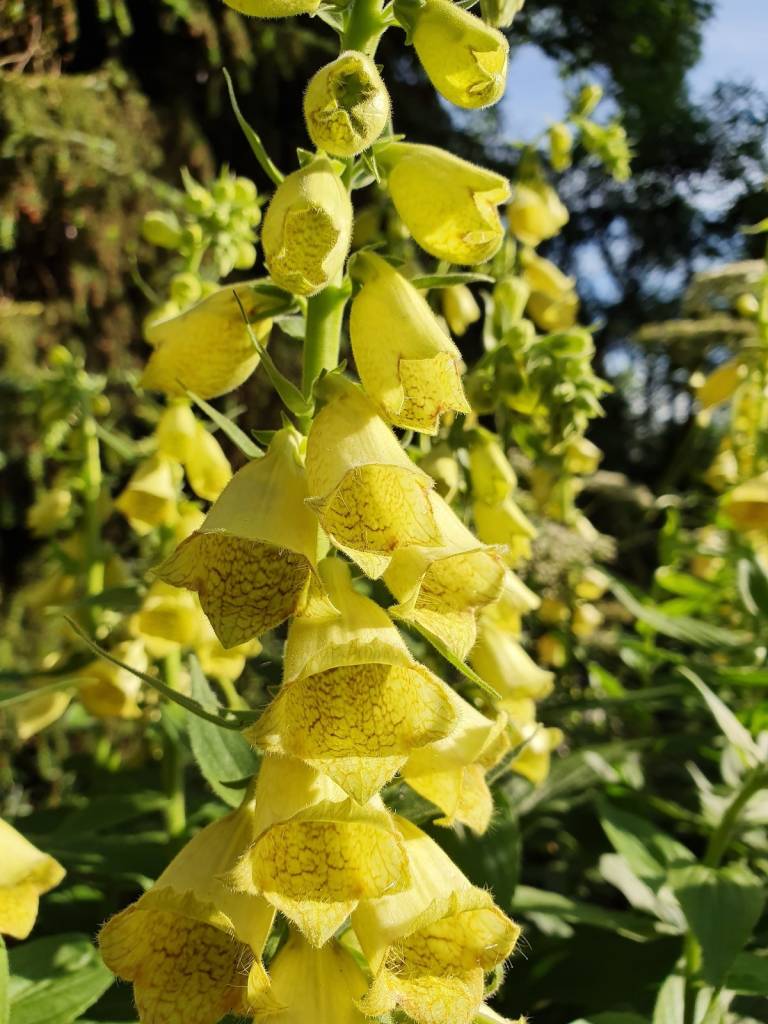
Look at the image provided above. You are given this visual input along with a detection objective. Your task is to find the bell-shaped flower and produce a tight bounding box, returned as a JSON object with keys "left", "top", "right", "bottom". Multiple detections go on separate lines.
{"left": 694, "top": 358, "right": 746, "bottom": 409}
{"left": 537, "top": 632, "right": 566, "bottom": 667}
{"left": 231, "top": 757, "right": 410, "bottom": 947}
{"left": 507, "top": 180, "right": 568, "bottom": 247}
{"left": 419, "top": 442, "right": 462, "bottom": 502}
{"left": 100, "top": 796, "right": 276, "bottom": 1024}
{"left": 573, "top": 566, "right": 609, "bottom": 601}
{"left": 253, "top": 929, "right": 369, "bottom": 1022}
{"left": 114, "top": 453, "right": 180, "bottom": 536}
{"left": 410, "top": 0, "right": 508, "bottom": 109}
{"left": 378, "top": 143, "right": 510, "bottom": 265}
{"left": 156, "top": 401, "right": 197, "bottom": 462}
{"left": 183, "top": 421, "right": 232, "bottom": 502}
{"left": 130, "top": 579, "right": 205, "bottom": 659}
{"left": 247, "top": 558, "right": 457, "bottom": 802}
{"left": 0, "top": 819, "right": 65, "bottom": 939}
{"left": 384, "top": 492, "right": 505, "bottom": 661}
{"left": 305, "top": 377, "right": 440, "bottom": 578}
{"left": 156, "top": 427, "right": 319, "bottom": 647}
{"left": 471, "top": 603, "right": 554, "bottom": 703}
{"left": 14, "top": 683, "right": 72, "bottom": 742}
{"left": 563, "top": 435, "right": 602, "bottom": 475}
{"left": 78, "top": 639, "right": 147, "bottom": 719}
{"left": 442, "top": 283, "right": 481, "bottom": 336}
{"left": 262, "top": 159, "right": 353, "bottom": 296}
{"left": 304, "top": 51, "right": 390, "bottom": 157}
{"left": 521, "top": 249, "right": 579, "bottom": 332}
{"left": 350, "top": 252, "right": 470, "bottom": 433}
{"left": 469, "top": 430, "right": 517, "bottom": 504}
{"left": 503, "top": 698, "right": 563, "bottom": 785}
{"left": 571, "top": 602, "right": 604, "bottom": 639}
{"left": 224, "top": 0, "right": 320, "bottom": 16}
{"left": 473, "top": 495, "right": 537, "bottom": 566}
{"left": 195, "top": 615, "right": 262, "bottom": 684}
{"left": 142, "top": 282, "right": 273, "bottom": 400}
{"left": 352, "top": 817, "right": 519, "bottom": 1024}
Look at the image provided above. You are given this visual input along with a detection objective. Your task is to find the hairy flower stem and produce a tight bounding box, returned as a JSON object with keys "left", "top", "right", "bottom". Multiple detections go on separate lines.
{"left": 302, "top": 273, "right": 350, "bottom": 406}
{"left": 342, "top": 0, "right": 387, "bottom": 56}
{"left": 161, "top": 649, "right": 187, "bottom": 839}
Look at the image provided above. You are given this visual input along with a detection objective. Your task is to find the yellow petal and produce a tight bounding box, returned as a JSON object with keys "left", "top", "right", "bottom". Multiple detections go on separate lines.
{"left": 99, "top": 799, "right": 275, "bottom": 1024}
{"left": 0, "top": 819, "right": 66, "bottom": 940}
{"left": 257, "top": 929, "right": 370, "bottom": 1022}
{"left": 130, "top": 580, "right": 206, "bottom": 659}
{"left": 350, "top": 252, "right": 470, "bottom": 434}
{"left": 722, "top": 472, "right": 768, "bottom": 531}
{"left": 507, "top": 181, "right": 569, "bottom": 248}
{"left": 469, "top": 431, "right": 517, "bottom": 504}
{"left": 411, "top": 0, "right": 508, "bottom": 110}
{"left": 379, "top": 143, "right": 510, "bottom": 265}
{"left": 306, "top": 378, "right": 440, "bottom": 577}
{"left": 694, "top": 357, "right": 746, "bottom": 409}
{"left": 507, "top": 719, "right": 563, "bottom": 785}
{"left": 262, "top": 159, "right": 353, "bottom": 296}
{"left": 184, "top": 421, "right": 232, "bottom": 502}
{"left": 142, "top": 281, "right": 273, "bottom": 399}
{"left": 156, "top": 401, "right": 197, "bottom": 463}
{"left": 14, "top": 689, "right": 72, "bottom": 742}
{"left": 472, "top": 607, "right": 554, "bottom": 701}
{"left": 442, "top": 284, "right": 481, "bottom": 337}
{"left": 156, "top": 428, "right": 318, "bottom": 647}
{"left": 79, "top": 639, "right": 147, "bottom": 719}
{"left": 385, "top": 493, "right": 505, "bottom": 660}
{"left": 114, "top": 454, "right": 180, "bottom": 536}
{"left": 402, "top": 692, "right": 509, "bottom": 834}
{"left": 304, "top": 51, "right": 390, "bottom": 158}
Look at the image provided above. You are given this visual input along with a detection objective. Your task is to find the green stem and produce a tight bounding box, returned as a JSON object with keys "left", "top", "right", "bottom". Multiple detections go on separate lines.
{"left": 161, "top": 650, "right": 186, "bottom": 839}
{"left": 703, "top": 763, "right": 768, "bottom": 868}
{"left": 342, "top": 0, "right": 387, "bottom": 55}
{"left": 81, "top": 405, "right": 104, "bottom": 633}
{"left": 301, "top": 274, "right": 350, "bottom": 401}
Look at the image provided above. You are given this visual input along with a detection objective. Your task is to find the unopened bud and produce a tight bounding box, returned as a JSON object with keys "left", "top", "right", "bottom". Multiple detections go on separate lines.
{"left": 141, "top": 211, "right": 183, "bottom": 250}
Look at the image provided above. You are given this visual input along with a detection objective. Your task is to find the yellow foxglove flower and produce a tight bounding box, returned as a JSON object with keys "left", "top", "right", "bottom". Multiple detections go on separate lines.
{"left": 384, "top": 492, "right": 506, "bottom": 661}
{"left": 402, "top": 691, "right": 509, "bottom": 834}
{"left": 195, "top": 616, "right": 261, "bottom": 683}
{"left": 262, "top": 159, "right": 353, "bottom": 296}
{"left": 26, "top": 487, "right": 72, "bottom": 537}
{"left": 521, "top": 249, "right": 579, "bottom": 331}
{"left": 419, "top": 442, "right": 462, "bottom": 501}
{"left": 694, "top": 357, "right": 746, "bottom": 409}
{"left": 563, "top": 435, "right": 602, "bottom": 475}
{"left": 305, "top": 377, "right": 440, "bottom": 577}
{"left": 100, "top": 797, "right": 276, "bottom": 1024}
{"left": 410, "top": 0, "right": 508, "bottom": 110}
{"left": 469, "top": 431, "right": 517, "bottom": 504}
{"left": 79, "top": 639, "right": 147, "bottom": 719}
{"left": 155, "top": 401, "right": 197, "bottom": 462}
{"left": 232, "top": 757, "right": 410, "bottom": 947}
{"left": 184, "top": 420, "right": 232, "bottom": 502}
{"left": 14, "top": 685, "right": 72, "bottom": 742}
{"left": 504, "top": 698, "right": 562, "bottom": 785}
{"left": 379, "top": 143, "right": 510, "bottom": 264}
{"left": 247, "top": 558, "right": 457, "bottom": 802}
{"left": 549, "top": 122, "right": 573, "bottom": 171}
{"left": 527, "top": 289, "right": 579, "bottom": 331}
{"left": 130, "top": 579, "right": 205, "bottom": 658}
{"left": 156, "top": 428, "right": 319, "bottom": 647}
{"left": 114, "top": 453, "right": 181, "bottom": 536}
{"left": 304, "top": 51, "right": 390, "bottom": 157}
{"left": 253, "top": 929, "right": 369, "bottom": 1021}
{"left": 507, "top": 180, "right": 568, "bottom": 247}
{"left": 471, "top": 604, "right": 554, "bottom": 702}
{"left": 350, "top": 252, "right": 470, "bottom": 433}
{"left": 571, "top": 602, "right": 603, "bottom": 639}
{"left": 142, "top": 281, "right": 273, "bottom": 400}
{"left": 573, "top": 566, "right": 609, "bottom": 601}
{"left": 537, "top": 632, "right": 567, "bottom": 667}
{"left": 442, "top": 283, "right": 481, "bottom": 336}
{"left": 473, "top": 495, "right": 537, "bottom": 566}
{"left": 0, "top": 819, "right": 65, "bottom": 939}
{"left": 223, "top": 0, "right": 321, "bottom": 16}
{"left": 353, "top": 817, "right": 519, "bottom": 1024}
{"left": 173, "top": 500, "right": 206, "bottom": 543}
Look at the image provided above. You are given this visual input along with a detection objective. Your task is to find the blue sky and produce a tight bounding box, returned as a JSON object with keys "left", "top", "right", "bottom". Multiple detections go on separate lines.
{"left": 502, "top": 0, "right": 768, "bottom": 139}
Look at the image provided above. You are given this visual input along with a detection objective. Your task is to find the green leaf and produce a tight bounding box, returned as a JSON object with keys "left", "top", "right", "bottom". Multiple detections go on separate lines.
{"left": 670, "top": 863, "right": 765, "bottom": 987}
{"left": 51, "top": 792, "right": 166, "bottom": 836}
{"left": 737, "top": 557, "right": 768, "bottom": 617}
{"left": 186, "top": 657, "right": 260, "bottom": 807}
{"left": 8, "top": 934, "right": 113, "bottom": 1024}
{"left": 222, "top": 68, "right": 283, "bottom": 186}
{"left": 409, "top": 272, "right": 494, "bottom": 289}
{"left": 598, "top": 854, "right": 685, "bottom": 931}
{"left": 512, "top": 886, "right": 663, "bottom": 942}
{"left": 609, "top": 579, "right": 749, "bottom": 648}
{"left": 726, "top": 951, "right": 768, "bottom": 994}
{"left": 1, "top": 937, "right": 9, "bottom": 1024}
{"left": 679, "top": 668, "right": 762, "bottom": 765}
{"left": 652, "top": 974, "right": 685, "bottom": 1024}
{"left": 569, "top": 1015, "right": 649, "bottom": 1024}
{"left": 599, "top": 802, "right": 695, "bottom": 884}
{"left": 654, "top": 567, "right": 714, "bottom": 599}
{"left": 185, "top": 389, "right": 263, "bottom": 460}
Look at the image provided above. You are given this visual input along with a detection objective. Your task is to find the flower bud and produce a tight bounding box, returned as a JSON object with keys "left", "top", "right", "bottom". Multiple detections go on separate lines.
{"left": 469, "top": 430, "right": 517, "bottom": 504}
{"left": 563, "top": 435, "right": 602, "bottom": 475}
{"left": 141, "top": 210, "right": 183, "bottom": 249}
{"left": 378, "top": 142, "right": 510, "bottom": 264}
{"left": 223, "top": 0, "right": 320, "bottom": 17}
{"left": 571, "top": 602, "right": 603, "bottom": 639}
{"left": 442, "top": 283, "right": 481, "bottom": 336}
{"left": 574, "top": 82, "right": 603, "bottom": 117}
{"left": 262, "top": 159, "right": 353, "bottom": 296}
{"left": 409, "top": 0, "right": 508, "bottom": 109}
{"left": 507, "top": 180, "right": 568, "bottom": 247}
{"left": 349, "top": 252, "right": 470, "bottom": 433}
{"left": 304, "top": 51, "right": 390, "bottom": 157}
{"left": 480, "top": 0, "right": 524, "bottom": 29}
{"left": 735, "top": 292, "right": 759, "bottom": 318}
{"left": 548, "top": 122, "right": 573, "bottom": 171}
{"left": 537, "top": 632, "right": 567, "bottom": 667}
{"left": 693, "top": 358, "right": 746, "bottom": 410}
